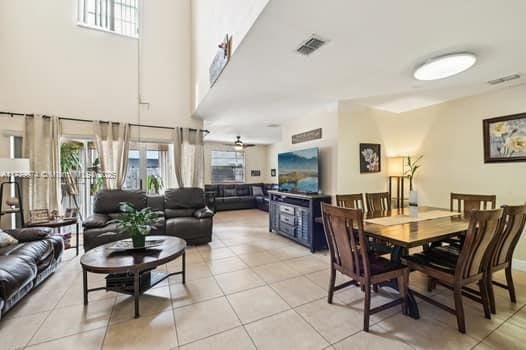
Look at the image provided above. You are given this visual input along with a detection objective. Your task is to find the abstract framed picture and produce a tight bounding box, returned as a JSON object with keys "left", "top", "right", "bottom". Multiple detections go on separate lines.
{"left": 483, "top": 113, "right": 526, "bottom": 163}
{"left": 360, "top": 143, "right": 381, "bottom": 173}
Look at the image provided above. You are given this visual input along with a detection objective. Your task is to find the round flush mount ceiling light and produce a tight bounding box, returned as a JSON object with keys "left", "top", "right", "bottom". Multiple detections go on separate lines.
{"left": 414, "top": 52, "right": 477, "bottom": 81}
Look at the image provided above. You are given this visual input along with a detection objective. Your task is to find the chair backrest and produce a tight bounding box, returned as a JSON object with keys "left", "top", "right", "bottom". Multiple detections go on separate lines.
{"left": 456, "top": 208, "right": 502, "bottom": 280}
{"left": 336, "top": 194, "right": 365, "bottom": 210}
{"left": 490, "top": 205, "right": 526, "bottom": 268}
{"left": 321, "top": 203, "right": 370, "bottom": 279}
{"left": 450, "top": 193, "right": 496, "bottom": 214}
{"left": 365, "top": 192, "right": 391, "bottom": 212}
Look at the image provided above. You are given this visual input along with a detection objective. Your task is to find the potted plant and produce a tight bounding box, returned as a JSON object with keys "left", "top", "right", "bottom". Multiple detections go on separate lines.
{"left": 404, "top": 155, "right": 423, "bottom": 208}
{"left": 146, "top": 175, "right": 163, "bottom": 194}
{"left": 115, "top": 202, "right": 159, "bottom": 248}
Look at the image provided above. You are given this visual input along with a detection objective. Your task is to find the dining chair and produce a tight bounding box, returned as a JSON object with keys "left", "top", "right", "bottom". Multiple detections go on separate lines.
{"left": 451, "top": 193, "right": 497, "bottom": 214}
{"left": 336, "top": 194, "right": 365, "bottom": 209}
{"left": 321, "top": 202, "right": 408, "bottom": 332}
{"left": 431, "top": 193, "right": 497, "bottom": 250}
{"left": 365, "top": 192, "right": 391, "bottom": 212}
{"left": 487, "top": 204, "right": 526, "bottom": 314}
{"left": 405, "top": 208, "right": 502, "bottom": 333}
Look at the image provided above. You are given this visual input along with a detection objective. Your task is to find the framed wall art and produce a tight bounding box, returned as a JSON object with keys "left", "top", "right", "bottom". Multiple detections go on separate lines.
{"left": 360, "top": 143, "right": 381, "bottom": 173}
{"left": 483, "top": 113, "right": 526, "bottom": 163}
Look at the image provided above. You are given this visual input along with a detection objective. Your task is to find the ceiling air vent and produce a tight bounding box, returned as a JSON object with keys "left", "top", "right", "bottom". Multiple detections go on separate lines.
{"left": 487, "top": 74, "right": 521, "bottom": 85}
{"left": 296, "top": 35, "right": 327, "bottom": 56}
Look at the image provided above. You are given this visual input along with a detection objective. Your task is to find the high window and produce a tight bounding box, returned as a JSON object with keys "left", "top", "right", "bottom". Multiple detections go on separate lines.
{"left": 211, "top": 150, "right": 245, "bottom": 184}
{"left": 77, "top": 0, "right": 139, "bottom": 38}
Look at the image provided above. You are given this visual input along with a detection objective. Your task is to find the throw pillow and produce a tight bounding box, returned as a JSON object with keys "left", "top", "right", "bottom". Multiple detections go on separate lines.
{"left": 252, "top": 186, "right": 264, "bottom": 196}
{"left": 0, "top": 230, "right": 18, "bottom": 248}
{"left": 223, "top": 188, "right": 237, "bottom": 197}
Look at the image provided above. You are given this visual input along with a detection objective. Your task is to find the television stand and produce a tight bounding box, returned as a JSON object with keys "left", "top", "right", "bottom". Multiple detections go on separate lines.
{"left": 268, "top": 191, "right": 331, "bottom": 252}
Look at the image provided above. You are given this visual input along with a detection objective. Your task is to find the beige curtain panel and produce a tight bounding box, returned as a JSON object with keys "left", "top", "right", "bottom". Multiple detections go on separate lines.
{"left": 172, "top": 127, "right": 205, "bottom": 188}
{"left": 23, "top": 115, "right": 62, "bottom": 216}
{"left": 93, "top": 120, "right": 131, "bottom": 190}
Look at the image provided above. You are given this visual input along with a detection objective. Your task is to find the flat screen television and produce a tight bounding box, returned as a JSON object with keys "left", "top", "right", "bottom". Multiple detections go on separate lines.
{"left": 278, "top": 147, "right": 319, "bottom": 194}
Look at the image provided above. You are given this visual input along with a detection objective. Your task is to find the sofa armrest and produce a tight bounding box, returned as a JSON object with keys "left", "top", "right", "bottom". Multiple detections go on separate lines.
{"left": 194, "top": 207, "right": 214, "bottom": 219}
{"left": 6, "top": 227, "right": 51, "bottom": 242}
{"left": 83, "top": 214, "right": 111, "bottom": 229}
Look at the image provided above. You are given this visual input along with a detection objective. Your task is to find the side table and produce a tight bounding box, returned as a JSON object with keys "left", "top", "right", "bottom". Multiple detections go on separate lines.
{"left": 26, "top": 218, "right": 80, "bottom": 255}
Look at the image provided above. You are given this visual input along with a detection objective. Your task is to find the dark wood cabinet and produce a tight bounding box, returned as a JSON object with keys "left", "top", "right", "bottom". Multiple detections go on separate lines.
{"left": 268, "top": 191, "right": 331, "bottom": 252}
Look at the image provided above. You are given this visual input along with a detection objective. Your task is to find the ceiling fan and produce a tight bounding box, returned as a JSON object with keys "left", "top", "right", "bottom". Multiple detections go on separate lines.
{"left": 224, "top": 136, "right": 255, "bottom": 150}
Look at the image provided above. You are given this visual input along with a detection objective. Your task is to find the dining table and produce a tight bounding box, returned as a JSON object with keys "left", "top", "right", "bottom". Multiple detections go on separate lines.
{"left": 365, "top": 206, "right": 470, "bottom": 319}
{"left": 317, "top": 206, "right": 470, "bottom": 319}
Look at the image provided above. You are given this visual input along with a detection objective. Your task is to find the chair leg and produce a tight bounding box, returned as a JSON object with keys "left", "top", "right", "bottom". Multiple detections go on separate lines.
{"left": 363, "top": 283, "right": 371, "bottom": 332}
{"left": 397, "top": 269, "right": 409, "bottom": 315}
{"left": 479, "top": 280, "right": 491, "bottom": 319}
{"left": 427, "top": 277, "right": 434, "bottom": 292}
{"left": 454, "top": 286, "right": 466, "bottom": 333}
{"left": 487, "top": 273, "right": 496, "bottom": 315}
{"left": 373, "top": 284, "right": 379, "bottom": 293}
{"left": 505, "top": 266, "right": 517, "bottom": 303}
{"left": 328, "top": 266, "right": 336, "bottom": 304}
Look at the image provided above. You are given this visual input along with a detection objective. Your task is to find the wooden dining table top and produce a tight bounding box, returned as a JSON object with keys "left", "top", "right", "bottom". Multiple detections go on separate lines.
{"left": 363, "top": 206, "right": 469, "bottom": 248}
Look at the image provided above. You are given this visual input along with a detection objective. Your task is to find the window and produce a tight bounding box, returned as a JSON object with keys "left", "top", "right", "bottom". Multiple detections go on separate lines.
{"left": 211, "top": 150, "right": 245, "bottom": 184}
{"left": 123, "top": 143, "right": 168, "bottom": 192}
{"left": 77, "top": 0, "right": 139, "bottom": 38}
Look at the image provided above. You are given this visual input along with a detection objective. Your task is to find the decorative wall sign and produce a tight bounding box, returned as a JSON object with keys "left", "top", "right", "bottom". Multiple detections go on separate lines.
{"left": 483, "top": 113, "right": 526, "bottom": 163}
{"left": 271, "top": 169, "right": 276, "bottom": 177}
{"left": 251, "top": 170, "right": 261, "bottom": 177}
{"left": 292, "top": 128, "right": 322, "bottom": 144}
{"left": 360, "top": 143, "right": 381, "bottom": 173}
{"left": 209, "top": 34, "right": 232, "bottom": 86}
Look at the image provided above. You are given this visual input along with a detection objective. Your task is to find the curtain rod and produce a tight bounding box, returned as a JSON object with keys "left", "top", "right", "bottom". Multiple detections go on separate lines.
{"left": 0, "top": 111, "right": 210, "bottom": 134}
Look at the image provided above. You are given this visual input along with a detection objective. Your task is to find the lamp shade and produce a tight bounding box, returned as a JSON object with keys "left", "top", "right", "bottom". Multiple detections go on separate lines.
{"left": 387, "top": 157, "right": 406, "bottom": 176}
{"left": 0, "top": 158, "right": 31, "bottom": 175}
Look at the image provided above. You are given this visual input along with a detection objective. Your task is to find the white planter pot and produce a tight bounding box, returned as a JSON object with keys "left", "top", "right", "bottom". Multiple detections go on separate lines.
{"left": 409, "top": 190, "right": 418, "bottom": 207}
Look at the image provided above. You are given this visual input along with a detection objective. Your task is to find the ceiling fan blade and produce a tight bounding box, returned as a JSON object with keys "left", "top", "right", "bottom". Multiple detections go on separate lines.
{"left": 244, "top": 144, "right": 256, "bottom": 148}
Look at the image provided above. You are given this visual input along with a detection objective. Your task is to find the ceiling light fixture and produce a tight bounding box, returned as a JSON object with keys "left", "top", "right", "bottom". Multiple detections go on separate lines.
{"left": 414, "top": 52, "right": 477, "bottom": 81}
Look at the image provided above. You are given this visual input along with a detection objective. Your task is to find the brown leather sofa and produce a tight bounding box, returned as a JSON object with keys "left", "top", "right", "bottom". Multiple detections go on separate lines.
{"left": 83, "top": 188, "right": 214, "bottom": 251}
{"left": 0, "top": 228, "right": 63, "bottom": 319}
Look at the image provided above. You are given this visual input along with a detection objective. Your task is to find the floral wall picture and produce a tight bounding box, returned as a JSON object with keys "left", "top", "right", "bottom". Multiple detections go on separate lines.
{"left": 484, "top": 113, "right": 526, "bottom": 163}
{"left": 360, "top": 143, "right": 381, "bottom": 173}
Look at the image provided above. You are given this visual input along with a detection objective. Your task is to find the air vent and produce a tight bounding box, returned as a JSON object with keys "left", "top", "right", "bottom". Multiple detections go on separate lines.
{"left": 267, "top": 124, "right": 280, "bottom": 128}
{"left": 487, "top": 74, "right": 521, "bottom": 85}
{"left": 296, "top": 35, "right": 327, "bottom": 56}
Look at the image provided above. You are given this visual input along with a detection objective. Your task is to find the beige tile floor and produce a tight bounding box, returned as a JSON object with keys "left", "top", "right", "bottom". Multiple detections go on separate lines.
{"left": 1, "top": 209, "right": 525, "bottom": 349}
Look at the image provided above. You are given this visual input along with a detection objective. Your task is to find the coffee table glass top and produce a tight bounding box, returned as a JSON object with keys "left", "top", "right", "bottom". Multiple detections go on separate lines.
{"left": 80, "top": 235, "right": 186, "bottom": 272}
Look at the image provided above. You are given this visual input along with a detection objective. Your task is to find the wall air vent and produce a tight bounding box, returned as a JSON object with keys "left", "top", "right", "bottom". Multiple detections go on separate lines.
{"left": 487, "top": 74, "right": 521, "bottom": 85}
{"left": 296, "top": 35, "right": 327, "bottom": 56}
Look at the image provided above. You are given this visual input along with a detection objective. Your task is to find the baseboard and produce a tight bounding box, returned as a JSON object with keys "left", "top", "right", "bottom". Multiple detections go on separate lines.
{"left": 512, "top": 259, "right": 526, "bottom": 272}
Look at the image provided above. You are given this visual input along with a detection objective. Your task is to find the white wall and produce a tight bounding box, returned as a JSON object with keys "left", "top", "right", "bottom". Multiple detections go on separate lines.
{"left": 337, "top": 102, "right": 395, "bottom": 195}
{"left": 204, "top": 142, "right": 270, "bottom": 184}
{"left": 191, "top": 0, "right": 269, "bottom": 110}
{"left": 337, "top": 85, "right": 526, "bottom": 261}
{"left": 267, "top": 104, "right": 339, "bottom": 195}
{"left": 0, "top": 0, "right": 201, "bottom": 129}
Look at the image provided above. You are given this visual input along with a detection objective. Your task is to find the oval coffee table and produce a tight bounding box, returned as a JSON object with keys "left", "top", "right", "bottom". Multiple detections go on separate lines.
{"left": 80, "top": 235, "right": 186, "bottom": 318}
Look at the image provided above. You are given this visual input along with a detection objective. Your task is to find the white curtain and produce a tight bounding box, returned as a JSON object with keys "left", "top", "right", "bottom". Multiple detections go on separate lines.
{"left": 93, "top": 121, "right": 131, "bottom": 190}
{"left": 171, "top": 127, "right": 205, "bottom": 188}
{"left": 23, "top": 115, "right": 62, "bottom": 214}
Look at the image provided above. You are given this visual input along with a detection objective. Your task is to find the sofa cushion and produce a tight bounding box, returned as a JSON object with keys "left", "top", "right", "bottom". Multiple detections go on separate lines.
{"left": 0, "top": 231, "right": 18, "bottom": 248}
{"left": 94, "top": 190, "right": 147, "bottom": 214}
{"left": 165, "top": 188, "right": 205, "bottom": 209}
{"left": 147, "top": 195, "right": 165, "bottom": 211}
{"left": 251, "top": 186, "right": 264, "bottom": 196}
{"left": 204, "top": 185, "right": 219, "bottom": 196}
{"left": 83, "top": 214, "right": 110, "bottom": 229}
{"left": 9, "top": 240, "right": 54, "bottom": 269}
{"left": 223, "top": 188, "right": 237, "bottom": 197}
{"left": 165, "top": 208, "right": 195, "bottom": 219}
{"left": 0, "top": 255, "right": 36, "bottom": 300}
{"left": 5, "top": 228, "right": 51, "bottom": 243}
{"left": 236, "top": 185, "right": 250, "bottom": 196}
